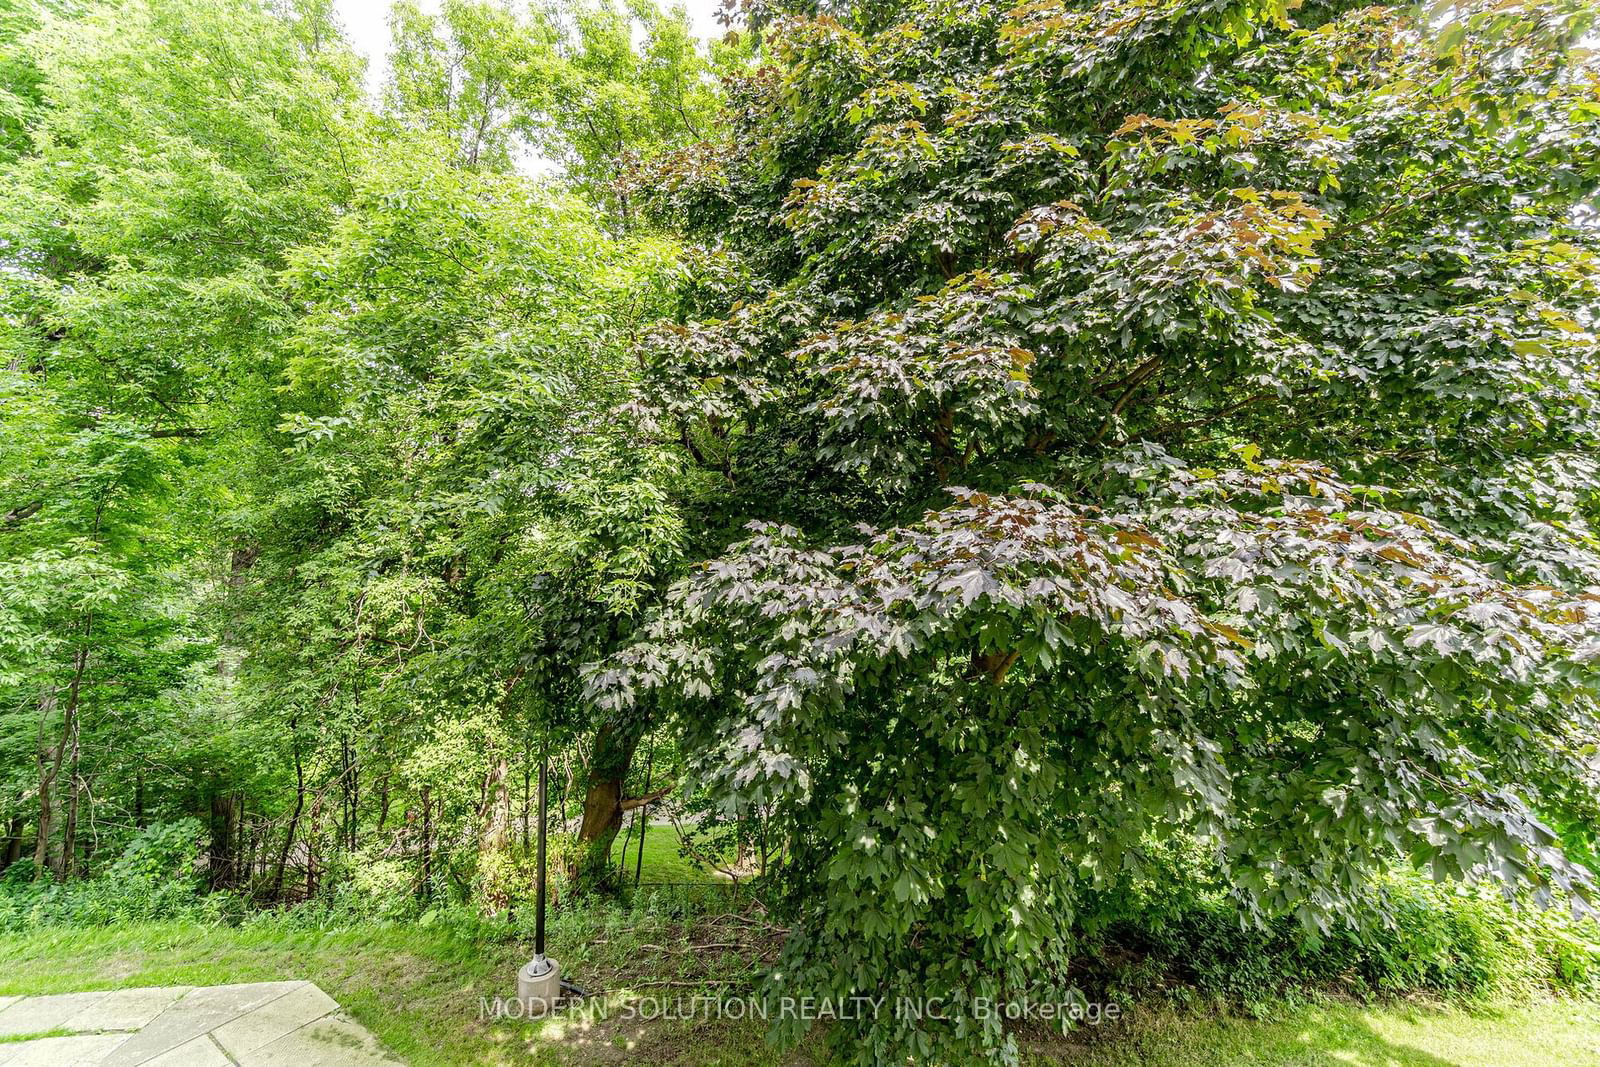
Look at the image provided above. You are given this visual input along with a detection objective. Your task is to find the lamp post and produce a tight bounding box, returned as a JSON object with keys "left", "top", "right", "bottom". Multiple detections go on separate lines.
{"left": 517, "top": 750, "right": 561, "bottom": 1013}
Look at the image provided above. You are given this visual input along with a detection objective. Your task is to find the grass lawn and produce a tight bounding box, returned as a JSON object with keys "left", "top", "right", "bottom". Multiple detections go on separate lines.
{"left": 0, "top": 918, "right": 780, "bottom": 1066}
{"left": 611, "top": 822, "right": 720, "bottom": 886}
{"left": 0, "top": 919, "right": 1595, "bottom": 1065}
{"left": 1041, "top": 999, "right": 1600, "bottom": 1066}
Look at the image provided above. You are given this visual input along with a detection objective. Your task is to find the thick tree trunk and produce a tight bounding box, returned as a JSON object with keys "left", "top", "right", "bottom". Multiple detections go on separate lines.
{"left": 572, "top": 721, "right": 669, "bottom": 884}
{"left": 572, "top": 722, "right": 639, "bottom": 881}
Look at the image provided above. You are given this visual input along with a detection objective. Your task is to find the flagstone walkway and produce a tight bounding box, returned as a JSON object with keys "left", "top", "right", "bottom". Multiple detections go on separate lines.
{"left": 0, "top": 981, "right": 402, "bottom": 1066}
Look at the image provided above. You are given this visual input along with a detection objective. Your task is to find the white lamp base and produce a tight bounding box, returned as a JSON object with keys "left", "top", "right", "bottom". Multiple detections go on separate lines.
{"left": 518, "top": 955, "right": 562, "bottom": 1016}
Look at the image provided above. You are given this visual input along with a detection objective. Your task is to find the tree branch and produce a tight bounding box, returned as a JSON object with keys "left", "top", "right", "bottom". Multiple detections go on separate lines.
{"left": 620, "top": 786, "right": 672, "bottom": 812}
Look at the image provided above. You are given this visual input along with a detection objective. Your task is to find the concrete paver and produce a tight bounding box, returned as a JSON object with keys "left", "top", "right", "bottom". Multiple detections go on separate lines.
{"left": 139, "top": 1035, "right": 235, "bottom": 1067}
{"left": 211, "top": 982, "right": 338, "bottom": 1059}
{"left": 237, "top": 1012, "right": 402, "bottom": 1067}
{"left": 0, "top": 982, "right": 399, "bottom": 1065}
{"left": 62, "top": 986, "right": 193, "bottom": 1034}
{"left": 106, "top": 981, "right": 299, "bottom": 1064}
{"left": 0, "top": 1033, "right": 128, "bottom": 1065}
{"left": 0, "top": 991, "right": 110, "bottom": 1037}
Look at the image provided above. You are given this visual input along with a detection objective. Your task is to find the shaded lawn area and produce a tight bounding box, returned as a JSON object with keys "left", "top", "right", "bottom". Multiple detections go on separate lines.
{"left": 1036, "top": 998, "right": 1600, "bottom": 1066}
{"left": 0, "top": 919, "right": 781, "bottom": 1066}
{"left": 0, "top": 920, "right": 1595, "bottom": 1065}
{"left": 612, "top": 822, "right": 721, "bottom": 886}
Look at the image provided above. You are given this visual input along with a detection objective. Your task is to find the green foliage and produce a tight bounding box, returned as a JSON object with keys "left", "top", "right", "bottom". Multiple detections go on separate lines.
{"left": 385, "top": 0, "right": 752, "bottom": 212}
{"left": 1095, "top": 864, "right": 1600, "bottom": 1012}
{"left": 0, "top": 820, "right": 226, "bottom": 931}
{"left": 0, "top": 0, "right": 367, "bottom": 882}
{"left": 108, "top": 819, "right": 206, "bottom": 886}
{"left": 596, "top": 0, "right": 1600, "bottom": 1061}
{"left": 0, "top": 0, "right": 731, "bottom": 924}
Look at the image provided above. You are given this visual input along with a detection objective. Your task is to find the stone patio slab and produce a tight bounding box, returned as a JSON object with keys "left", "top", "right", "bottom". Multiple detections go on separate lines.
{"left": 236, "top": 1012, "right": 402, "bottom": 1067}
{"left": 0, "top": 991, "right": 110, "bottom": 1037}
{"left": 62, "top": 986, "right": 193, "bottom": 1034}
{"left": 0, "top": 1033, "right": 128, "bottom": 1065}
{"left": 211, "top": 981, "right": 338, "bottom": 1059}
{"left": 0, "top": 981, "right": 399, "bottom": 1065}
{"left": 139, "top": 1035, "right": 234, "bottom": 1067}
{"left": 107, "top": 982, "right": 300, "bottom": 1065}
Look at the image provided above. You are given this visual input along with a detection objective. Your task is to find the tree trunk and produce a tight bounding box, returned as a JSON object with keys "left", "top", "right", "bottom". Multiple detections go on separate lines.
{"left": 269, "top": 723, "right": 305, "bottom": 900}
{"left": 304, "top": 787, "right": 323, "bottom": 899}
{"left": 244, "top": 816, "right": 261, "bottom": 886}
{"left": 571, "top": 720, "right": 671, "bottom": 884}
{"left": 633, "top": 741, "right": 654, "bottom": 886}
{"left": 235, "top": 799, "right": 247, "bottom": 882}
{"left": 377, "top": 771, "right": 390, "bottom": 834}
{"left": 572, "top": 722, "right": 640, "bottom": 881}
{"left": 209, "top": 789, "right": 237, "bottom": 888}
{"left": 339, "top": 734, "right": 360, "bottom": 853}
{"left": 37, "top": 623, "right": 90, "bottom": 877}
{"left": 480, "top": 756, "right": 510, "bottom": 856}
{"left": 1, "top": 815, "right": 24, "bottom": 871}
{"left": 348, "top": 745, "right": 359, "bottom": 852}
{"left": 58, "top": 707, "right": 83, "bottom": 879}
{"left": 521, "top": 735, "right": 531, "bottom": 852}
{"left": 418, "top": 786, "right": 433, "bottom": 898}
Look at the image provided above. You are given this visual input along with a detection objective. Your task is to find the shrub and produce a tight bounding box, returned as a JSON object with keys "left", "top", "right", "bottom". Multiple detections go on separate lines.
{"left": 1097, "top": 869, "right": 1600, "bottom": 1011}
{"left": 474, "top": 835, "right": 578, "bottom": 917}
{"left": 0, "top": 819, "right": 213, "bottom": 931}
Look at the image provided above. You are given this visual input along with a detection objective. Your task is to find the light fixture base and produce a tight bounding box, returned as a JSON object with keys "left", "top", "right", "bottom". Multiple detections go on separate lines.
{"left": 518, "top": 955, "right": 562, "bottom": 1015}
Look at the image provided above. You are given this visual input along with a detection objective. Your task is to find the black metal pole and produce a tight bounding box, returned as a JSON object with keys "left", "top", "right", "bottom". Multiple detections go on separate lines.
{"left": 634, "top": 740, "right": 654, "bottom": 886}
{"left": 535, "top": 750, "right": 547, "bottom": 959}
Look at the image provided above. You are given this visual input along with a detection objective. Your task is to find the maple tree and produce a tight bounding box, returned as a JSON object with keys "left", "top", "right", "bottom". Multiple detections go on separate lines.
{"left": 596, "top": 0, "right": 1600, "bottom": 1060}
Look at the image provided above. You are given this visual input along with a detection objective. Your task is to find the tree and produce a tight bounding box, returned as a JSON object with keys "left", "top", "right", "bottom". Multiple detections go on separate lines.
{"left": 1, "top": 0, "right": 729, "bottom": 900}
{"left": 243, "top": 130, "right": 691, "bottom": 892}
{"left": 543, "top": 0, "right": 742, "bottom": 218}
{"left": 379, "top": 0, "right": 754, "bottom": 875}
{"left": 0, "top": 0, "right": 365, "bottom": 879}
{"left": 595, "top": 0, "right": 1600, "bottom": 1061}
{"left": 385, "top": 0, "right": 750, "bottom": 217}
{"left": 385, "top": 0, "right": 560, "bottom": 170}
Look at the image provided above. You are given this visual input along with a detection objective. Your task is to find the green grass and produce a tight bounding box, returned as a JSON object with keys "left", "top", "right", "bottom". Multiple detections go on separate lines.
{"left": 1041, "top": 999, "right": 1600, "bottom": 1066}
{"left": 0, "top": 1027, "right": 73, "bottom": 1043}
{"left": 0, "top": 921, "right": 540, "bottom": 1065}
{"left": 0, "top": 907, "right": 783, "bottom": 1066}
{"left": 611, "top": 823, "right": 722, "bottom": 886}
{"left": 0, "top": 920, "right": 1596, "bottom": 1065}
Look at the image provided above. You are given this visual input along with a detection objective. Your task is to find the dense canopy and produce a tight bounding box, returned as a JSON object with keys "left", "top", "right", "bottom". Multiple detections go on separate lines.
{"left": 594, "top": 0, "right": 1600, "bottom": 1059}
